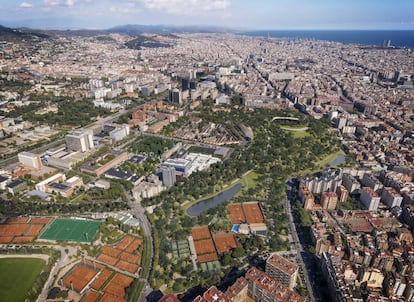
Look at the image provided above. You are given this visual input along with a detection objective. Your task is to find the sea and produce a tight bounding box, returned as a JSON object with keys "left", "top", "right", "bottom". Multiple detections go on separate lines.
{"left": 241, "top": 30, "right": 414, "bottom": 49}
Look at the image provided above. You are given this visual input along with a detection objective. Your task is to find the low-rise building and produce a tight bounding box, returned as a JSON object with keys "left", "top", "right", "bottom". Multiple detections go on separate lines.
{"left": 0, "top": 175, "right": 10, "bottom": 190}
{"left": 6, "top": 179, "right": 26, "bottom": 195}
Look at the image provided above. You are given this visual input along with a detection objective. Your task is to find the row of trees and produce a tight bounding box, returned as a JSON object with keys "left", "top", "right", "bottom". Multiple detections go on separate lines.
{"left": 3, "top": 98, "right": 112, "bottom": 127}
{"left": 0, "top": 198, "right": 128, "bottom": 216}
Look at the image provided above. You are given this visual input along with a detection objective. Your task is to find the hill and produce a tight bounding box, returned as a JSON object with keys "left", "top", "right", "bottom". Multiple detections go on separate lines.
{"left": 0, "top": 25, "right": 49, "bottom": 42}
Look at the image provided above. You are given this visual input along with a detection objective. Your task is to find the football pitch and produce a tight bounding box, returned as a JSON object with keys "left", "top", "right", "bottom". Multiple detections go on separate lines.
{"left": 0, "top": 258, "right": 46, "bottom": 302}
{"left": 39, "top": 218, "right": 101, "bottom": 242}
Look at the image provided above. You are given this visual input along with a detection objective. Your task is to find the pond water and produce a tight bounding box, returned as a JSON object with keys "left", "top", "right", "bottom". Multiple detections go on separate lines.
{"left": 186, "top": 184, "right": 242, "bottom": 216}
{"left": 329, "top": 153, "right": 345, "bottom": 166}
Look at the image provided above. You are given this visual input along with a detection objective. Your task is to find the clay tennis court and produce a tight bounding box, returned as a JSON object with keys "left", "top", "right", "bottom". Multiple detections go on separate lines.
{"left": 97, "top": 254, "right": 118, "bottom": 266}
{"left": 0, "top": 216, "right": 50, "bottom": 243}
{"left": 29, "top": 217, "right": 52, "bottom": 224}
{"left": 197, "top": 253, "right": 219, "bottom": 263}
{"left": 192, "top": 226, "right": 212, "bottom": 241}
{"left": 6, "top": 217, "right": 29, "bottom": 224}
{"left": 111, "top": 273, "right": 134, "bottom": 287}
{"left": 117, "top": 236, "right": 134, "bottom": 250}
{"left": 91, "top": 269, "right": 113, "bottom": 290}
{"left": 82, "top": 291, "right": 100, "bottom": 302}
{"left": 102, "top": 246, "right": 122, "bottom": 258}
{"left": 104, "top": 282, "right": 126, "bottom": 298}
{"left": 124, "top": 238, "right": 142, "bottom": 253}
{"left": 63, "top": 264, "right": 98, "bottom": 292}
{"left": 96, "top": 236, "right": 143, "bottom": 276}
{"left": 119, "top": 252, "right": 140, "bottom": 264}
{"left": 13, "top": 236, "right": 35, "bottom": 243}
{"left": 116, "top": 261, "right": 139, "bottom": 274}
{"left": 0, "top": 237, "right": 13, "bottom": 243}
{"left": 213, "top": 232, "right": 238, "bottom": 254}
{"left": 100, "top": 293, "right": 126, "bottom": 302}
{"left": 243, "top": 203, "right": 264, "bottom": 224}
{"left": 228, "top": 204, "right": 245, "bottom": 224}
{"left": 0, "top": 224, "right": 29, "bottom": 237}
{"left": 194, "top": 239, "right": 217, "bottom": 255}
{"left": 26, "top": 224, "right": 45, "bottom": 236}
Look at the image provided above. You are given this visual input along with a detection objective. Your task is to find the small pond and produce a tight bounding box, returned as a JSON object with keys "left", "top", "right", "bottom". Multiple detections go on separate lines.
{"left": 186, "top": 184, "right": 242, "bottom": 216}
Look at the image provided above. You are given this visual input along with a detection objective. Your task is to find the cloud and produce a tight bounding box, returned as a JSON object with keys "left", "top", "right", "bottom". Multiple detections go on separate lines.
{"left": 141, "top": 0, "right": 231, "bottom": 15}
{"left": 44, "top": 0, "right": 76, "bottom": 7}
{"left": 110, "top": 5, "right": 141, "bottom": 14}
{"left": 19, "top": 2, "right": 34, "bottom": 8}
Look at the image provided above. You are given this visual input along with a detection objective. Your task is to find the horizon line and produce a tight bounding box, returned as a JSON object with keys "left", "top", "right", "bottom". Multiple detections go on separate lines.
{"left": 2, "top": 23, "right": 414, "bottom": 32}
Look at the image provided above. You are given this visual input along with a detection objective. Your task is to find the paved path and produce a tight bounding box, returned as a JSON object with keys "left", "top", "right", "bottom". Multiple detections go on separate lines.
{"left": 187, "top": 235, "right": 198, "bottom": 271}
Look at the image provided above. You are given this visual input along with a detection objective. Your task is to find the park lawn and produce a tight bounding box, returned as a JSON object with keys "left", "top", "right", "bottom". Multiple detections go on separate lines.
{"left": 297, "top": 149, "right": 345, "bottom": 175}
{"left": 292, "top": 130, "right": 311, "bottom": 139}
{"left": 0, "top": 258, "right": 46, "bottom": 302}
{"left": 279, "top": 124, "right": 308, "bottom": 130}
{"left": 239, "top": 171, "right": 259, "bottom": 189}
{"left": 279, "top": 124, "right": 310, "bottom": 138}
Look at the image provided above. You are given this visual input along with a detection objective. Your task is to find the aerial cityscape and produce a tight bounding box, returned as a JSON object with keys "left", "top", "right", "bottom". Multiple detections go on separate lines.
{"left": 0, "top": 1, "right": 414, "bottom": 302}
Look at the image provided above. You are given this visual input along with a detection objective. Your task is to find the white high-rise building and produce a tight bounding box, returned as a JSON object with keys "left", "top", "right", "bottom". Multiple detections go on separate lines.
{"left": 65, "top": 130, "right": 94, "bottom": 152}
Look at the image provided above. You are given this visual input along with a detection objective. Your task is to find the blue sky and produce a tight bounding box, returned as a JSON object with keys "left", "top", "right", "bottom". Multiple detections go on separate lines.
{"left": 1, "top": 0, "right": 414, "bottom": 30}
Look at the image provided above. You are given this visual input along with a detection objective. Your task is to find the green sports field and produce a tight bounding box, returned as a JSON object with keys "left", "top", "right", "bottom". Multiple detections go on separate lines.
{"left": 39, "top": 218, "right": 101, "bottom": 242}
{"left": 0, "top": 258, "right": 45, "bottom": 302}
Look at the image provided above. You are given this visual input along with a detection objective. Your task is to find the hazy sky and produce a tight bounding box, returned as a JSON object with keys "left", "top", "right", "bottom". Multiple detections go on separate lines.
{"left": 1, "top": 0, "right": 414, "bottom": 30}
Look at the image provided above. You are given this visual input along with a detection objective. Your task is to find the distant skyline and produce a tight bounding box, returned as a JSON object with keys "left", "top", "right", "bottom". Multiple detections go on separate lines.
{"left": 1, "top": 0, "right": 414, "bottom": 30}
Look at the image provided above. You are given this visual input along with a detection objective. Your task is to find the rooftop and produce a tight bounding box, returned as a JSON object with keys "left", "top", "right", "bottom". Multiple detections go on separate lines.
{"left": 245, "top": 267, "right": 305, "bottom": 302}
{"left": 266, "top": 253, "right": 298, "bottom": 275}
